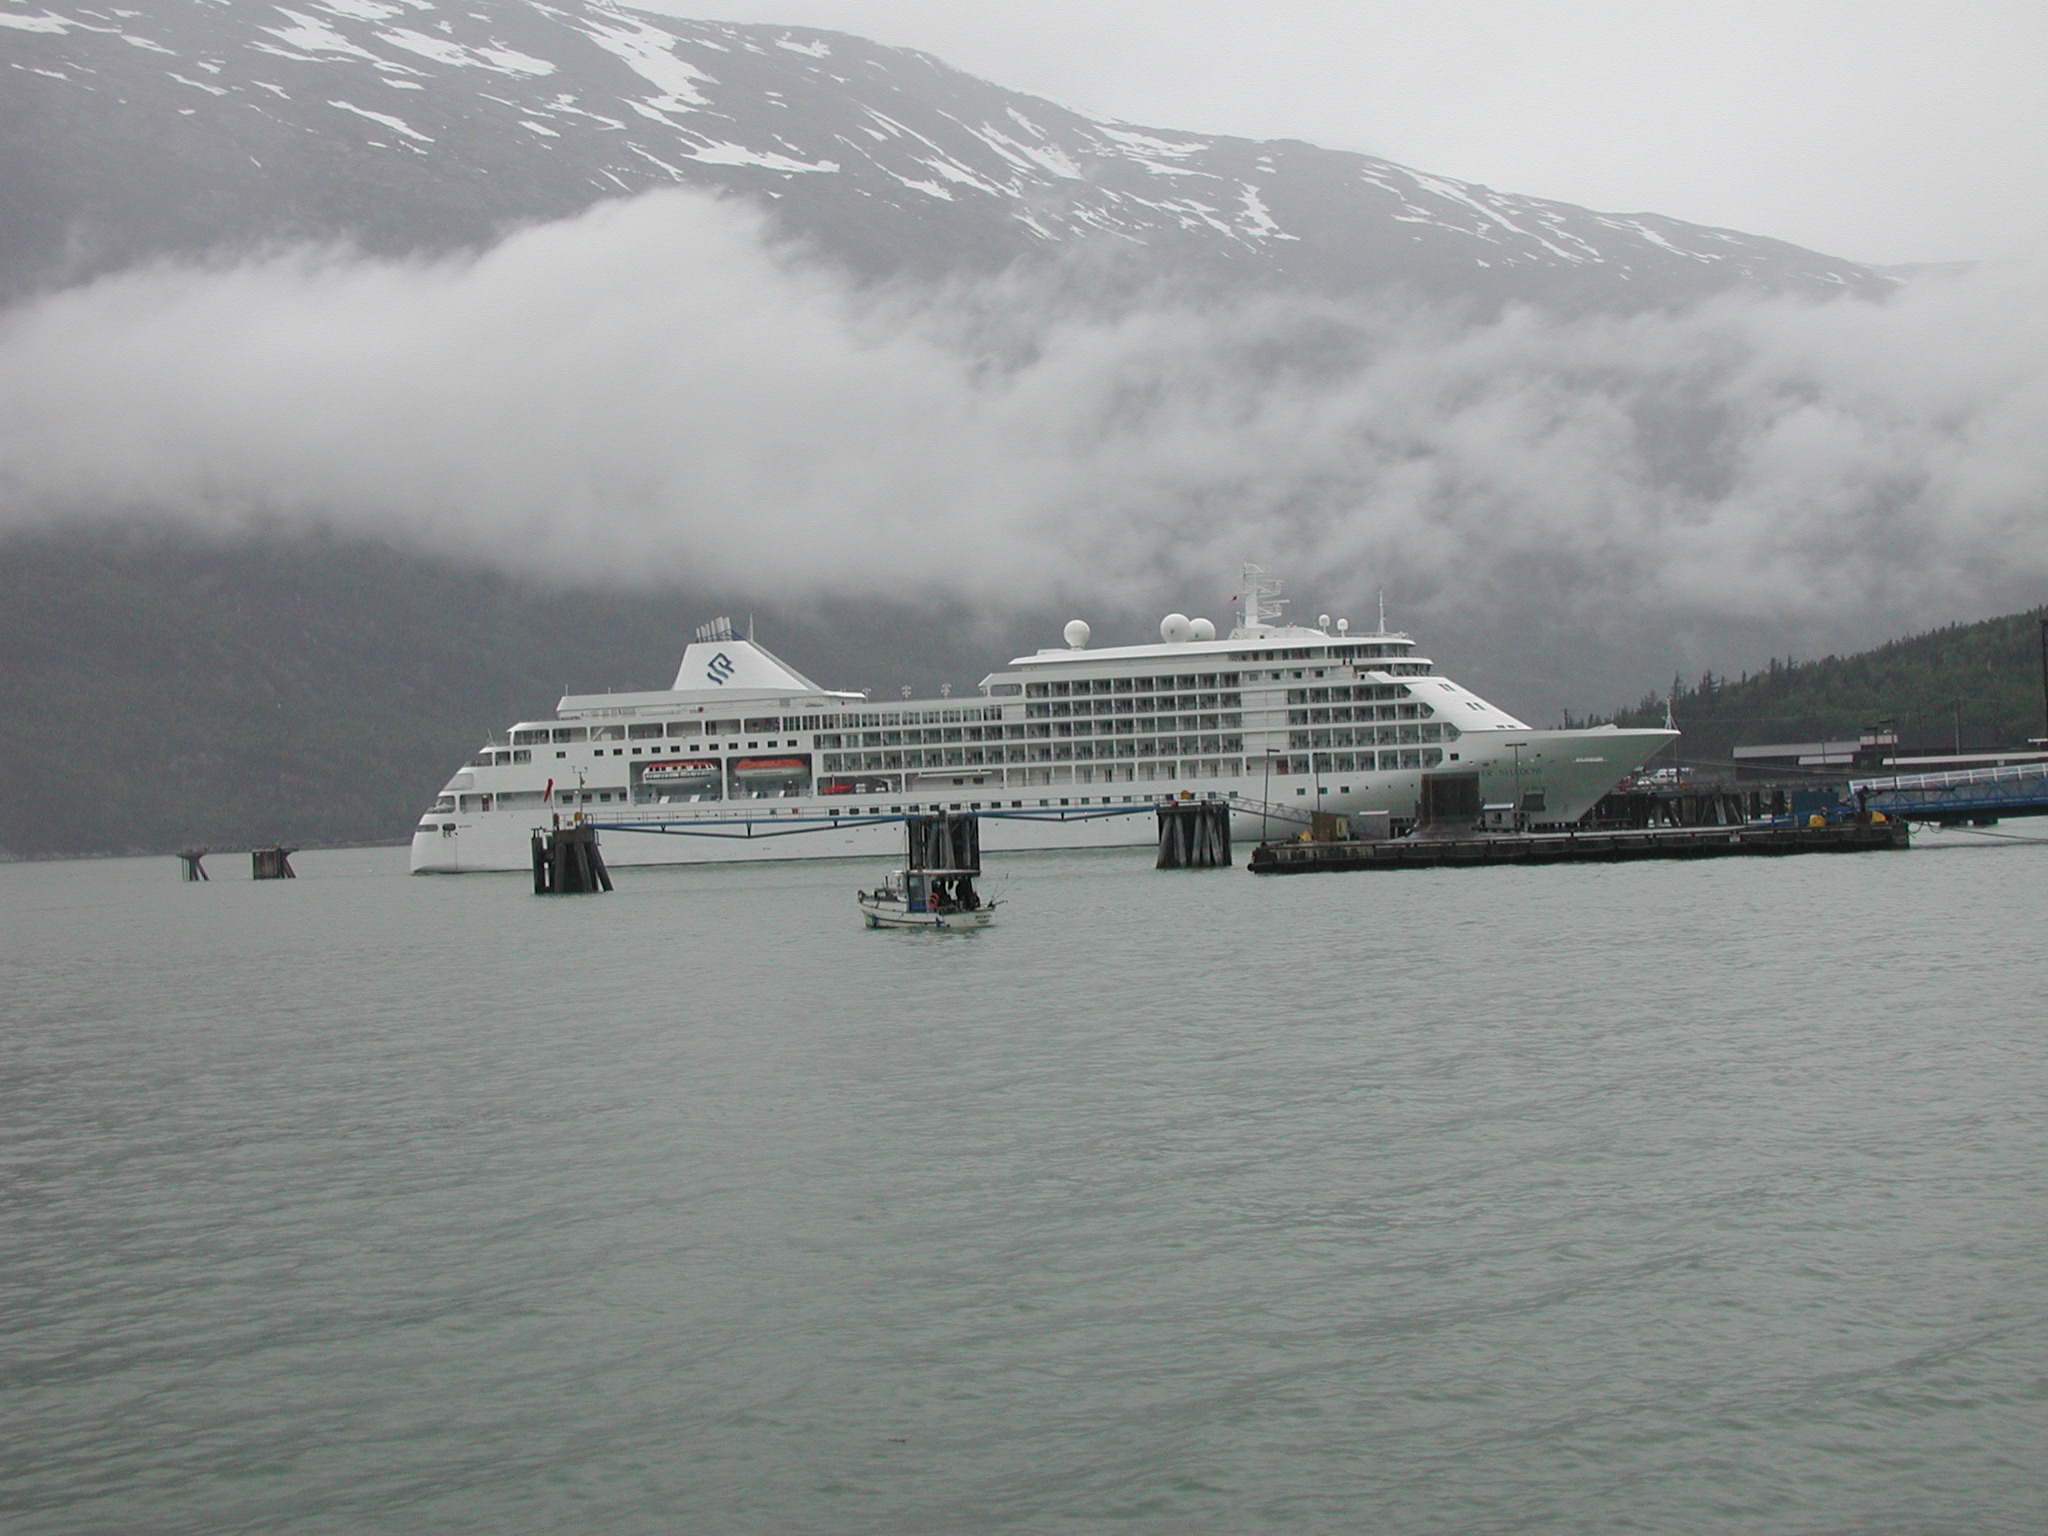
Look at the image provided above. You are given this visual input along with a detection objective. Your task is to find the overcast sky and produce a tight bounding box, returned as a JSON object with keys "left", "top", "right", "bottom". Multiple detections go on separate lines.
{"left": 638, "top": 0, "right": 2048, "bottom": 267}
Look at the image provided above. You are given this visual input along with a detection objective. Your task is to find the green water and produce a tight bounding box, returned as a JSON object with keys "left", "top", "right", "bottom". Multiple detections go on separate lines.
{"left": 4, "top": 841, "right": 2044, "bottom": 1533}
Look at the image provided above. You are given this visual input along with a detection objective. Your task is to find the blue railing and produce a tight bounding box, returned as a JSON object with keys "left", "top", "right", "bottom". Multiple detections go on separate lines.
{"left": 586, "top": 799, "right": 1184, "bottom": 842}
{"left": 1852, "top": 762, "right": 2048, "bottom": 819}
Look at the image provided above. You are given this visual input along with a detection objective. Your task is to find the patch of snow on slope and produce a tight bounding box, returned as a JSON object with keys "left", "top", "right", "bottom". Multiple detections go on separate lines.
{"left": 912, "top": 154, "right": 1002, "bottom": 195}
{"left": 575, "top": 10, "right": 711, "bottom": 111}
{"left": 328, "top": 98, "right": 433, "bottom": 141}
{"left": 1406, "top": 171, "right": 1590, "bottom": 264}
{"left": 262, "top": 9, "right": 389, "bottom": 63}
{"left": 1142, "top": 197, "right": 1238, "bottom": 238}
{"left": 774, "top": 34, "right": 826, "bottom": 56}
{"left": 687, "top": 141, "right": 837, "bottom": 173}
{"left": 1521, "top": 211, "right": 1603, "bottom": 261}
{"left": 859, "top": 108, "right": 1009, "bottom": 193}
{"left": 376, "top": 26, "right": 552, "bottom": 75}
{"left": 949, "top": 119, "right": 1046, "bottom": 177}
{"left": 888, "top": 171, "right": 953, "bottom": 199}
{"left": 624, "top": 142, "right": 686, "bottom": 177}
{"left": 0, "top": 10, "right": 95, "bottom": 33}
{"left": 313, "top": 0, "right": 401, "bottom": 19}
{"left": 966, "top": 123, "right": 1081, "bottom": 183}
{"left": 170, "top": 70, "right": 228, "bottom": 94}
{"left": 546, "top": 93, "right": 626, "bottom": 129}
{"left": 1096, "top": 125, "right": 1208, "bottom": 159}
{"left": 1238, "top": 183, "right": 1296, "bottom": 241}
{"left": 376, "top": 27, "right": 481, "bottom": 65}
{"left": 478, "top": 45, "right": 552, "bottom": 75}
{"left": 1598, "top": 218, "right": 1695, "bottom": 258}
{"left": 1124, "top": 156, "right": 1210, "bottom": 180}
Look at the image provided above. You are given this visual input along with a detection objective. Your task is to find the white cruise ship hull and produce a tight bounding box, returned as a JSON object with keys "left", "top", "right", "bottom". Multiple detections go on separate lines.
{"left": 409, "top": 727, "right": 1673, "bottom": 873}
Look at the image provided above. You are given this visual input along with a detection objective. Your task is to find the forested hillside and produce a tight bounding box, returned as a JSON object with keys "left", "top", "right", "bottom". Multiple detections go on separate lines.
{"left": 0, "top": 529, "right": 1005, "bottom": 859}
{"left": 1611, "top": 611, "right": 2048, "bottom": 767}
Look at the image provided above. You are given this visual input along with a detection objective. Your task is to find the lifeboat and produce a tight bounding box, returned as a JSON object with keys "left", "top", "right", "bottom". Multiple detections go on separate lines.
{"left": 641, "top": 758, "right": 721, "bottom": 784}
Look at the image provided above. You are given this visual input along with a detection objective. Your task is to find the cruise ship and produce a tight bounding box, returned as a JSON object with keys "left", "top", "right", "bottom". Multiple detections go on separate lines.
{"left": 409, "top": 568, "right": 1676, "bottom": 872}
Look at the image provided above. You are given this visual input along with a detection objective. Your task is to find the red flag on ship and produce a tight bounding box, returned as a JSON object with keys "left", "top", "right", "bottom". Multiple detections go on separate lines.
{"left": 544, "top": 778, "right": 554, "bottom": 803}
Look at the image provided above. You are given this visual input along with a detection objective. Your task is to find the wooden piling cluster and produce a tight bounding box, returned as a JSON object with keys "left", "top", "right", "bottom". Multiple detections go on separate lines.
{"left": 1156, "top": 800, "right": 1232, "bottom": 868}
{"left": 904, "top": 812, "right": 980, "bottom": 873}
{"left": 250, "top": 846, "right": 296, "bottom": 880}
{"left": 532, "top": 824, "right": 613, "bottom": 894}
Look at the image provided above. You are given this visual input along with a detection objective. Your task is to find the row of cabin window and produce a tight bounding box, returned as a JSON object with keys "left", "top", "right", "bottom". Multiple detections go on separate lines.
{"left": 807, "top": 708, "right": 1004, "bottom": 729}
{"left": 1287, "top": 684, "right": 1414, "bottom": 705}
{"left": 821, "top": 736, "right": 1246, "bottom": 770}
{"left": 1245, "top": 644, "right": 1410, "bottom": 660}
{"left": 1268, "top": 748, "right": 1446, "bottom": 773}
{"left": 514, "top": 725, "right": 683, "bottom": 745}
{"left": 469, "top": 749, "right": 535, "bottom": 767}
{"left": 1025, "top": 673, "right": 1240, "bottom": 697}
{"left": 1289, "top": 724, "right": 1458, "bottom": 749}
{"left": 1026, "top": 693, "right": 1241, "bottom": 717}
{"left": 1288, "top": 703, "right": 1433, "bottom": 724}
{"left": 818, "top": 713, "right": 1241, "bottom": 748}
{"left": 509, "top": 708, "right": 1005, "bottom": 746}
{"left": 815, "top": 725, "right": 1006, "bottom": 747}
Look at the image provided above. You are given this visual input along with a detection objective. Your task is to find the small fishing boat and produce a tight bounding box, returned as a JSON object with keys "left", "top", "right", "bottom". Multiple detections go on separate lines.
{"left": 858, "top": 867, "right": 997, "bottom": 929}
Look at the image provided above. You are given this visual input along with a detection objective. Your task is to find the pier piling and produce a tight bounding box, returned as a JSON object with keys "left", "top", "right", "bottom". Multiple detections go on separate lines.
{"left": 904, "top": 812, "right": 981, "bottom": 873}
{"left": 1157, "top": 800, "right": 1232, "bottom": 868}
{"left": 532, "top": 824, "right": 612, "bottom": 894}
{"left": 250, "top": 846, "right": 296, "bottom": 880}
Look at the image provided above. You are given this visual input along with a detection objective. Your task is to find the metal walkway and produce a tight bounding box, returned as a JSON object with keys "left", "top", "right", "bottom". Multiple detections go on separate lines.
{"left": 587, "top": 798, "right": 1184, "bottom": 843}
{"left": 1852, "top": 762, "right": 2048, "bottom": 821}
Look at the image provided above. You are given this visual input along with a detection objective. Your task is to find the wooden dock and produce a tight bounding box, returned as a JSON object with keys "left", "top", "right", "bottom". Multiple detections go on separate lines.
{"left": 1249, "top": 818, "right": 1909, "bottom": 874}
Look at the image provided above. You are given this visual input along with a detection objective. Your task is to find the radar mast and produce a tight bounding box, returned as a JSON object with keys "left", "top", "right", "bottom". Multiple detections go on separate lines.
{"left": 1231, "top": 563, "right": 1288, "bottom": 638}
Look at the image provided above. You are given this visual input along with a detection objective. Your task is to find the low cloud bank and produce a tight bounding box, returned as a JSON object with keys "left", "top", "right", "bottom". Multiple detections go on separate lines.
{"left": 2, "top": 188, "right": 2044, "bottom": 698}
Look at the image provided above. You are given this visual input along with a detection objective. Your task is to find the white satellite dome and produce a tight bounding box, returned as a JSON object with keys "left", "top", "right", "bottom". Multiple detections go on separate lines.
{"left": 1189, "top": 617, "right": 1217, "bottom": 640}
{"left": 1160, "top": 613, "right": 1194, "bottom": 644}
{"left": 1063, "top": 619, "right": 1091, "bottom": 649}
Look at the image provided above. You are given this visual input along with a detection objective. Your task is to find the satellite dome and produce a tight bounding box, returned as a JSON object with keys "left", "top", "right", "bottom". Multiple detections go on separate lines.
{"left": 1189, "top": 617, "right": 1217, "bottom": 640}
{"left": 1063, "top": 619, "right": 1091, "bottom": 649}
{"left": 1318, "top": 613, "right": 1332, "bottom": 630}
{"left": 1160, "top": 613, "right": 1194, "bottom": 644}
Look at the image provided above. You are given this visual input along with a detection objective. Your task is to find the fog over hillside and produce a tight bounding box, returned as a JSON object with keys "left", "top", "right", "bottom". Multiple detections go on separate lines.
{"left": 2, "top": 1, "right": 2046, "bottom": 715}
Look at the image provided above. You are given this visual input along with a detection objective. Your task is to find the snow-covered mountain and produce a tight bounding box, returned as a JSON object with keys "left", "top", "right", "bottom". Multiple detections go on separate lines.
{"left": 3, "top": 0, "right": 1886, "bottom": 305}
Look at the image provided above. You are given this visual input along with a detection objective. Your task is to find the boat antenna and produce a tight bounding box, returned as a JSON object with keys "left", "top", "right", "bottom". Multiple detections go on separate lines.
{"left": 1377, "top": 589, "right": 1386, "bottom": 635}
{"left": 1234, "top": 562, "right": 1285, "bottom": 636}
{"left": 748, "top": 611, "right": 755, "bottom": 642}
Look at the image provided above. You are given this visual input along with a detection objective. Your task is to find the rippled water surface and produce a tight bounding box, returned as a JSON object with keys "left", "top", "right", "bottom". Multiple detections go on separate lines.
{"left": 4, "top": 837, "right": 2046, "bottom": 1533}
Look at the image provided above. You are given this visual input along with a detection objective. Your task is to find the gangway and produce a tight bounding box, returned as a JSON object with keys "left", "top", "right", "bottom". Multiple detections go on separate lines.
{"left": 1852, "top": 762, "right": 2048, "bottom": 823}
{"left": 590, "top": 795, "right": 1212, "bottom": 844}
